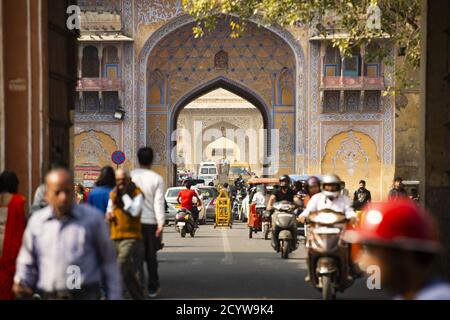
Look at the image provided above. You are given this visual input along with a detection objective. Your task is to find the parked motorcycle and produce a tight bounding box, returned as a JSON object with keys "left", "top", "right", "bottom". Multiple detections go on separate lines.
{"left": 305, "top": 209, "right": 354, "bottom": 300}
{"left": 175, "top": 208, "right": 196, "bottom": 238}
{"left": 272, "top": 201, "right": 298, "bottom": 259}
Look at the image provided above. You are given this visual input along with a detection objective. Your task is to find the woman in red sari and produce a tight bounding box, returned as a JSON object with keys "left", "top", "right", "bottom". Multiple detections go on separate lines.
{"left": 0, "top": 171, "right": 26, "bottom": 300}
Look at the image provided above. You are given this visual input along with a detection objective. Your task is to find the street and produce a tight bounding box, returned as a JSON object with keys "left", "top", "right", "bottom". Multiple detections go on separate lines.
{"left": 157, "top": 222, "right": 391, "bottom": 300}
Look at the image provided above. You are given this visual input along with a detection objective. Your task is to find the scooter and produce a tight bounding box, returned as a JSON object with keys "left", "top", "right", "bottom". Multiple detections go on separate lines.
{"left": 175, "top": 208, "right": 196, "bottom": 238}
{"left": 272, "top": 201, "right": 298, "bottom": 259}
{"left": 305, "top": 209, "right": 354, "bottom": 300}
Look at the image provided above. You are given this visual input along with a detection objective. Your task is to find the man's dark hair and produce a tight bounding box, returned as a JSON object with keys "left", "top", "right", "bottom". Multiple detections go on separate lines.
{"left": 223, "top": 183, "right": 229, "bottom": 188}
{"left": 96, "top": 166, "right": 116, "bottom": 188}
{"left": 359, "top": 180, "right": 366, "bottom": 185}
{"left": 186, "top": 181, "right": 193, "bottom": 189}
{"left": 0, "top": 171, "right": 19, "bottom": 194}
{"left": 394, "top": 177, "right": 403, "bottom": 183}
{"left": 49, "top": 161, "right": 68, "bottom": 171}
{"left": 137, "top": 147, "right": 154, "bottom": 166}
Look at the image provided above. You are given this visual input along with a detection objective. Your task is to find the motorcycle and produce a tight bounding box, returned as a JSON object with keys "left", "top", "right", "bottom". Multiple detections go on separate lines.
{"left": 272, "top": 201, "right": 298, "bottom": 259}
{"left": 175, "top": 208, "right": 196, "bottom": 238}
{"left": 305, "top": 209, "right": 354, "bottom": 300}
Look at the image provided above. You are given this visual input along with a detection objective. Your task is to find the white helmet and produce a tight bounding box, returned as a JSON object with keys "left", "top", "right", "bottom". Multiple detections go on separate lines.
{"left": 321, "top": 173, "right": 342, "bottom": 198}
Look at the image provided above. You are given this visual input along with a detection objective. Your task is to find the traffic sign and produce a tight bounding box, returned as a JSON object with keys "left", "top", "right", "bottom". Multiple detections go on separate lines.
{"left": 111, "top": 150, "right": 126, "bottom": 165}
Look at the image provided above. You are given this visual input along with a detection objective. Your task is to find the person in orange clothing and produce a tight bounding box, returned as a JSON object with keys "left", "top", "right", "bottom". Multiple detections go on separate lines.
{"left": 302, "top": 176, "right": 321, "bottom": 207}
{"left": 0, "top": 171, "right": 26, "bottom": 300}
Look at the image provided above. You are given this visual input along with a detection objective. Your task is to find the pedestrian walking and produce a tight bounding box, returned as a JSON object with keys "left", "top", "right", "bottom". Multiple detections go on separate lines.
{"left": 13, "top": 168, "right": 122, "bottom": 300}
{"left": 106, "top": 169, "right": 145, "bottom": 300}
{"left": 88, "top": 166, "right": 116, "bottom": 215}
{"left": 0, "top": 171, "right": 26, "bottom": 300}
{"left": 130, "top": 147, "right": 165, "bottom": 298}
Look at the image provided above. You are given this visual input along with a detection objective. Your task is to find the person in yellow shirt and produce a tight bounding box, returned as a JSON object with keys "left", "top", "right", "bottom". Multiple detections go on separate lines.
{"left": 106, "top": 169, "right": 144, "bottom": 300}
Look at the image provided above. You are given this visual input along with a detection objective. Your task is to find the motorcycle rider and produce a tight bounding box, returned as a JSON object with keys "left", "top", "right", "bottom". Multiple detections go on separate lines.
{"left": 298, "top": 174, "right": 356, "bottom": 224}
{"left": 267, "top": 175, "right": 302, "bottom": 251}
{"left": 298, "top": 174, "right": 358, "bottom": 280}
{"left": 177, "top": 181, "right": 202, "bottom": 228}
{"left": 344, "top": 199, "right": 450, "bottom": 299}
{"left": 303, "top": 176, "right": 321, "bottom": 207}
{"left": 252, "top": 184, "right": 267, "bottom": 207}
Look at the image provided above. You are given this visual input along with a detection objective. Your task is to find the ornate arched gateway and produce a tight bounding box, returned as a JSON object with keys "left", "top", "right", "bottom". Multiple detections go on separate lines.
{"left": 74, "top": 2, "right": 396, "bottom": 198}
{"left": 136, "top": 15, "right": 307, "bottom": 183}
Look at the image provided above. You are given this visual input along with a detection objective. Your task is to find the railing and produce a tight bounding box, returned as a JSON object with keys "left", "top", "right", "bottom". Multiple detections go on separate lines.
{"left": 321, "top": 76, "right": 384, "bottom": 90}
{"left": 76, "top": 78, "right": 121, "bottom": 91}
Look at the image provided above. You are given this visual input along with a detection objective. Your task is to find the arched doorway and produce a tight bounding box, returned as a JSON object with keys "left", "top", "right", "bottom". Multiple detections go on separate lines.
{"left": 138, "top": 15, "right": 304, "bottom": 184}
{"left": 173, "top": 85, "right": 266, "bottom": 185}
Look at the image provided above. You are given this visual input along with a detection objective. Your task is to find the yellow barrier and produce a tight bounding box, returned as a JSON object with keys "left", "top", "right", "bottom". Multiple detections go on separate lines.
{"left": 214, "top": 188, "right": 232, "bottom": 228}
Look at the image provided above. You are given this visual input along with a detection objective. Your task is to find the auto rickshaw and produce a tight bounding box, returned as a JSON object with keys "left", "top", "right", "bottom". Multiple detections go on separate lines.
{"left": 247, "top": 178, "right": 279, "bottom": 239}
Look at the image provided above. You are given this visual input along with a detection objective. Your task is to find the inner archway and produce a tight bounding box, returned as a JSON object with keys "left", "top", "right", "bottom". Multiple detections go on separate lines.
{"left": 175, "top": 87, "right": 265, "bottom": 184}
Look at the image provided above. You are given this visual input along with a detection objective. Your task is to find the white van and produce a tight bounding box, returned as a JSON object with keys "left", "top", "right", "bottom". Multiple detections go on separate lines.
{"left": 198, "top": 161, "right": 218, "bottom": 185}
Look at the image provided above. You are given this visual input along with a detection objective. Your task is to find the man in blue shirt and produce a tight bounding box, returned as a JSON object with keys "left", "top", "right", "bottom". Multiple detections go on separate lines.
{"left": 13, "top": 168, "right": 122, "bottom": 300}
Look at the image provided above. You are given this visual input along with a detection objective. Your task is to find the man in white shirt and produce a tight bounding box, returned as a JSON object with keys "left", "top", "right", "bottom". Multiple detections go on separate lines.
{"left": 298, "top": 174, "right": 356, "bottom": 223}
{"left": 131, "top": 147, "right": 166, "bottom": 298}
{"left": 252, "top": 185, "right": 267, "bottom": 207}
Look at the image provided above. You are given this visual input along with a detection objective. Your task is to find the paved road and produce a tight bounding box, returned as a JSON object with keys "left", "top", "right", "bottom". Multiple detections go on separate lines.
{"left": 156, "top": 222, "right": 390, "bottom": 300}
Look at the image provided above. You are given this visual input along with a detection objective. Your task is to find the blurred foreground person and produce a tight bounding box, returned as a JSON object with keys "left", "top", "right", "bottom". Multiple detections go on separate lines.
{"left": 106, "top": 169, "right": 145, "bottom": 300}
{"left": 0, "top": 171, "right": 26, "bottom": 300}
{"left": 88, "top": 166, "right": 116, "bottom": 215}
{"left": 13, "top": 169, "right": 122, "bottom": 300}
{"left": 344, "top": 199, "right": 450, "bottom": 300}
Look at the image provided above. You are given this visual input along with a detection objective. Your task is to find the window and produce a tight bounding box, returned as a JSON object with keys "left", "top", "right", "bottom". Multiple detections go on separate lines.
{"left": 343, "top": 48, "right": 361, "bottom": 77}
{"left": 365, "top": 43, "right": 381, "bottom": 77}
{"left": 103, "top": 91, "right": 119, "bottom": 113}
{"left": 103, "top": 46, "right": 119, "bottom": 79}
{"left": 83, "top": 92, "right": 100, "bottom": 112}
{"left": 364, "top": 91, "right": 381, "bottom": 111}
{"left": 201, "top": 168, "right": 209, "bottom": 174}
{"left": 167, "top": 188, "right": 183, "bottom": 198}
{"left": 82, "top": 46, "right": 99, "bottom": 78}
{"left": 323, "top": 91, "right": 340, "bottom": 113}
{"left": 323, "top": 45, "right": 341, "bottom": 76}
{"left": 209, "top": 168, "right": 217, "bottom": 174}
{"left": 344, "top": 91, "right": 360, "bottom": 112}
{"left": 230, "top": 167, "right": 249, "bottom": 174}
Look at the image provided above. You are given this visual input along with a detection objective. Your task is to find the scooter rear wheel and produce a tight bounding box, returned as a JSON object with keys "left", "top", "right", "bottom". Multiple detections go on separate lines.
{"left": 249, "top": 228, "right": 253, "bottom": 239}
{"left": 181, "top": 229, "right": 186, "bottom": 238}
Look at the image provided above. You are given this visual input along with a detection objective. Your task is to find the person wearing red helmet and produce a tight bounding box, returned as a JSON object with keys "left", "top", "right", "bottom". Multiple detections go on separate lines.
{"left": 344, "top": 199, "right": 450, "bottom": 300}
